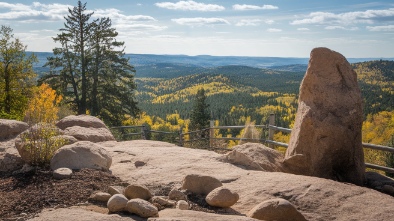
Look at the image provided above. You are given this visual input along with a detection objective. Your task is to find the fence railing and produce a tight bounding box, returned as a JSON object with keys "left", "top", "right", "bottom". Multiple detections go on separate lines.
{"left": 111, "top": 114, "right": 394, "bottom": 174}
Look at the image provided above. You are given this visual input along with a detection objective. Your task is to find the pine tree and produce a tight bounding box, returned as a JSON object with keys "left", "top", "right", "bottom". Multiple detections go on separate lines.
{"left": 41, "top": 1, "right": 139, "bottom": 125}
{"left": 0, "top": 25, "right": 37, "bottom": 120}
{"left": 190, "top": 88, "right": 210, "bottom": 131}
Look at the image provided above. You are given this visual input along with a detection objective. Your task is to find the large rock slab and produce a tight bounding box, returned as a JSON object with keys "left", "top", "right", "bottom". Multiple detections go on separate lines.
{"left": 284, "top": 47, "right": 365, "bottom": 185}
{"left": 101, "top": 140, "right": 394, "bottom": 221}
{"left": 0, "top": 119, "right": 28, "bottom": 141}
{"left": 50, "top": 141, "right": 112, "bottom": 171}
{"left": 64, "top": 126, "right": 115, "bottom": 142}
{"left": 56, "top": 115, "right": 108, "bottom": 130}
{"left": 224, "top": 143, "right": 284, "bottom": 172}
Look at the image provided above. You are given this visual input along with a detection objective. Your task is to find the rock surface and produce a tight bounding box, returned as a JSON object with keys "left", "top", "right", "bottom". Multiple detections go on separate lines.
{"left": 153, "top": 209, "right": 259, "bottom": 221}
{"left": 284, "top": 47, "right": 365, "bottom": 185}
{"left": 56, "top": 115, "right": 108, "bottom": 130}
{"left": 0, "top": 119, "right": 28, "bottom": 141}
{"left": 53, "top": 167, "right": 73, "bottom": 180}
{"left": 224, "top": 143, "right": 284, "bottom": 172}
{"left": 64, "top": 126, "right": 115, "bottom": 142}
{"left": 0, "top": 139, "right": 24, "bottom": 172}
{"left": 101, "top": 140, "right": 394, "bottom": 221}
{"left": 182, "top": 174, "right": 223, "bottom": 195}
{"left": 126, "top": 199, "right": 158, "bottom": 218}
{"left": 124, "top": 184, "right": 152, "bottom": 200}
{"left": 107, "top": 194, "right": 129, "bottom": 213}
{"left": 50, "top": 141, "right": 112, "bottom": 171}
{"left": 247, "top": 198, "right": 307, "bottom": 221}
{"left": 206, "top": 187, "right": 239, "bottom": 208}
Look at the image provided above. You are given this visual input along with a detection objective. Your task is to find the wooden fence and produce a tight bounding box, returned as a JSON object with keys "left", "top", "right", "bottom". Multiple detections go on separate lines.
{"left": 111, "top": 114, "right": 394, "bottom": 174}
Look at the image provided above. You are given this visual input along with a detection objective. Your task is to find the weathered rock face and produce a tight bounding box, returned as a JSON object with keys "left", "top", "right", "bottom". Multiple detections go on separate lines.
{"left": 50, "top": 141, "right": 112, "bottom": 171}
{"left": 283, "top": 47, "right": 365, "bottom": 185}
{"left": 0, "top": 119, "right": 28, "bottom": 141}
{"left": 64, "top": 126, "right": 115, "bottom": 143}
{"left": 247, "top": 198, "right": 307, "bottom": 221}
{"left": 224, "top": 143, "right": 284, "bottom": 172}
{"left": 56, "top": 115, "right": 108, "bottom": 130}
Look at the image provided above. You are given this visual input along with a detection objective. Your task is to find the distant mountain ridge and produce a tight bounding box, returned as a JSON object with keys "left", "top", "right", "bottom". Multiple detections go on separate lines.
{"left": 28, "top": 52, "right": 393, "bottom": 72}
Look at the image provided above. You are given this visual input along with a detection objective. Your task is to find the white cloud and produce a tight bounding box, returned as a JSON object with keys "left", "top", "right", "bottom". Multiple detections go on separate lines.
{"left": 267, "top": 28, "right": 282, "bottom": 32}
{"left": 236, "top": 19, "right": 261, "bottom": 26}
{"left": 265, "top": 19, "right": 275, "bottom": 25}
{"left": 233, "top": 4, "right": 278, "bottom": 11}
{"left": 172, "top": 17, "right": 230, "bottom": 26}
{"left": 115, "top": 24, "right": 167, "bottom": 31}
{"left": 325, "top": 26, "right": 358, "bottom": 31}
{"left": 93, "top": 9, "right": 156, "bottom": 22}
{"left": 297, "top": 28, "right": 310, "bottom": 31}
{"left": 0, "top": 2, "right": 72, "bottom": 22}
{"left": 155, "top": 1, "right": 225, "bottom": 11}
{"left": 291, "top": 8, "right": 394, "bottom": 26}
{"left": 367, "top": 25, "right": 394, "bottom": 31}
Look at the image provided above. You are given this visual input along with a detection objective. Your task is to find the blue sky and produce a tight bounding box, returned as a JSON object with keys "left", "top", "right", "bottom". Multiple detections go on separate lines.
{"left": 1, "top": 0, "right": 394, "bottom": 57}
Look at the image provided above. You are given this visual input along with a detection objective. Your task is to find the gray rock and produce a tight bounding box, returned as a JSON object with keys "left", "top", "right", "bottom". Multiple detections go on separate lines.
{"left": 284, "top": 47, "right": 365, "bottom": 185}
{"left": 176, "top": 200, "right": 189, "bottom": 210}
{"left": 126, "top": 198, "right": 158, "bottom": 218}
{"left": 90, "top": 192, "right": 112, "bottom": 202}
{"left": 107, "top": 194, "right": 128, "bottom": 213}
{"left": 247, "top": 198, "right": 307, "bottom": 221}
{"left": 124, "top": 184, "right": 152, "bottom": 200}
{"left": 108, "top": 186, "right": 125, "bottom": 196}
{"left": 53, "top": 167, "right": 72, "bottom": 180}
{"left": 64, "top": 126, "right": 115, "bottom": 143}
{"left": 56, "top": 115, "right": 108, "bottom": 130}
{"left": 0, "top": 119, "right": 28, "bottom": 141}
{"left": 205, "top": 187, "right": 239, "bottom": 208}
{"left": 168, "top": 188, "right": 186, "bottom": 201}
{"left": 50, "top": 141, "right": 112, "bottom": 171}
{"left": 182, "top": 174, "right": 222, "bottom": 195}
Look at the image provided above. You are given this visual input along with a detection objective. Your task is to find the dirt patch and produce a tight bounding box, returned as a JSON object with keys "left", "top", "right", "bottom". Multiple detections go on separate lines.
{"left": 0, "top": 168, "right": 122, "bottom": 220}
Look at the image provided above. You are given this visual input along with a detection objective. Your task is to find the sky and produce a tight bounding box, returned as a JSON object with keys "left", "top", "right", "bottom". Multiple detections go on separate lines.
{"left": 1, "top": 0, "right": 394, "bottom": 58}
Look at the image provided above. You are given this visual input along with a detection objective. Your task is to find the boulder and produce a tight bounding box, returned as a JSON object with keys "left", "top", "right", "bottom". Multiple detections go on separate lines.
{"left": 247, "top": 198, "right": 307, "bottom": 221}
{"left": 124, "top": 184, "right": 152, "bottom": 200}
{"left": 0, "top": 139, "right": 24, "bottom": 172}
{"left": 224, "top": 143, "right": 284, "bottom": 172}
{"left": 168, "top": 188, "right": 186, "bottom": 201}
{"left": 283, "top": 47, "right": 365, "bottom": 185}
{"left": 126, "top": 199, "right": 158, "bottom": 218}
{"left": 0, "top": 119, "right": 28, "bottom": 141}
{"left": 176, "top": 200, "right": 189, "bottom": 210}
{"left": 107, "top": 194, "right": 128, "bottom": 213}
{"left": 182, "top": 174, "right": 223, "bottom": 195}
{"left": 50, "top": 141, "right": 112, "bottom": 171}
{"left": 90, "top": 192, "right": 112, "bottom": 202}
{"left": 205, "top": 187, "right": 239, "bottom": 208}
{"left": 56, "top": 115, "right": 108, "bottom": 130}
{"left": 64, "top": 126, "right": 115, "bottom": 143}
{"left": 53, "top": 167, "right": 73, "bottom": 180}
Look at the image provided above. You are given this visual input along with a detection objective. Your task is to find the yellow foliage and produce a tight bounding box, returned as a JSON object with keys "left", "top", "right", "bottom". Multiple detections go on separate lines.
{"left": 25, "top": 83, "right": 62, "bottom": 124}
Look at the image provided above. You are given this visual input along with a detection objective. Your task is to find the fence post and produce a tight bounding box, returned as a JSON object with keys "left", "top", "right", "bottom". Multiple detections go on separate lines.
{"left": 141, "top": 125, "right": 146, "bottom": 140}
{"left": 268, "top": 114, "right": 275, "bottom": 148}
{"left": 179, "top": 126, "right": 184, "bottom": 147}
{"left": 209, "top": 120, "right": 214, "bottom": 148}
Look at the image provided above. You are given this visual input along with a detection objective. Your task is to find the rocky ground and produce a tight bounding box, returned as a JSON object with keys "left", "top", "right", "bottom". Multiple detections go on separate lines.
{"left": 0, "top": 168, "right": 122, "bottom": 220}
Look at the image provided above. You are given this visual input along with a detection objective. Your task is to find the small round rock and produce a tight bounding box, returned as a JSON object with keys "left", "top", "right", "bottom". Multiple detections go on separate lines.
{"left": 206, "top": 187, "right": 239, "bottom": 208}
{"left": 107, "top": 194, "right": 128, "bottom": 213}
{"left": 126, "top": 199, "right": 158, "bottom": 218}
{"left": 176, "top": 200, "right": 189, "bottom": 210}
{"left": 124, "top": 184, "right": 152, "bottom": 200}
{"left": 53, "top": 168, "right": 72, "bottom": 180}
{"left": 168, "top": 188, "right": 186, "bottom": 201}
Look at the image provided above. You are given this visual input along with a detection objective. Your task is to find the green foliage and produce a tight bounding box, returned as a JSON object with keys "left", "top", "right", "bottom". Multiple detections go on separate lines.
{"left": 41, "top": 1, "right": 139, "bottom": 126}
{"left": 190, "top": 88, "right": 210, "bottom": 131}
{"left": 20, "top": 123, "right": 66, "bottom": 167}
{"left": 0, "top": 25, "right": 37, "bottom": 120}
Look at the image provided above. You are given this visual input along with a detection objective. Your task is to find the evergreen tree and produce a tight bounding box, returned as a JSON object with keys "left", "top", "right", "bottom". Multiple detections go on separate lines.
{"left": 41, "top": 1, "right": 139, "bottom": 125}
{"left": 189, "top": 88, "right": 210, "bottom": 130}
{"left": 0, "top": 25, "right": 37, "bottom": 120}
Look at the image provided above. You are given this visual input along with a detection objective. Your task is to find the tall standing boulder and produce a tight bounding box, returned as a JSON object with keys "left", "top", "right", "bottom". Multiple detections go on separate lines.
{"left": 283, "top": 47, "right": 365, "bottom": 185}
